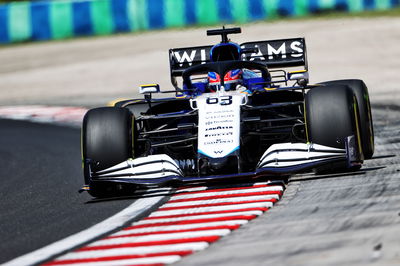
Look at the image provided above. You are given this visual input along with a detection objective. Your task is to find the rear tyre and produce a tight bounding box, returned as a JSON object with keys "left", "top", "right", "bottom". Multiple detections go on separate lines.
{"left": 82, "top": 107, "right": 133, "bottom": 197}
{"left": 305, "top": 85, "right": 363, "bottom": 169}
{"left": 319, "top": 79, "right": 374, "bottom": 159}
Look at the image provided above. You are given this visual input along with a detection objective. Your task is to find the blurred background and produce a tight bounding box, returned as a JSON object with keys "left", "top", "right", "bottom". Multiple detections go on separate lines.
{"left": 1, "top": 0, "right": 398, "bottom": 43}
{"left": 0, "top": 0, "right": 399, "bottom": 106}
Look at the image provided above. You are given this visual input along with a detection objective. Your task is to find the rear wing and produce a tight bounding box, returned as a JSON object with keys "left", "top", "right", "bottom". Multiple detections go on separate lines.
{"left": 169, "top": 45, "right": 212, "bottom": 76}
{"left": 240, "top": 38, "right": 307, "bottom": 69}
{"left": 169, "top": 38, "right": 307, "bottom": 87}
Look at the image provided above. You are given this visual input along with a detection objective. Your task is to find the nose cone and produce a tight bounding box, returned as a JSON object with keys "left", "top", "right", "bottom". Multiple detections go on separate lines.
{"left": 199, "top": 156, "right": 239, "bottom": 175}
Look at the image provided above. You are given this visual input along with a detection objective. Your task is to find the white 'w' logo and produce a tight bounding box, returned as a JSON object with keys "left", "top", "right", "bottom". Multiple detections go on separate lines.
{"left": 174, "top": 50, "right": 197, "bottom": 67}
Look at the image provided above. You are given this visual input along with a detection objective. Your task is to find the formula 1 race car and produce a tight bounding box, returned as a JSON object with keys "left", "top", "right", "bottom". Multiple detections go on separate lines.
{"left": 81, "top": 27, "right": 374, "bottom": 197}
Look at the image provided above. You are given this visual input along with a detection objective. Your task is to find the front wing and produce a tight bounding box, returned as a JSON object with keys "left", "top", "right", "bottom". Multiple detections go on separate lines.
{"left": 82, "top": 136, "right": 361, "bottom": 190}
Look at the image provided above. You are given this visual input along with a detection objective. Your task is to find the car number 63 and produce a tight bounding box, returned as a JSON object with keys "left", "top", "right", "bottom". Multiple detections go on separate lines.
{"left": 206, "top": 96, "right": 232, "bottom": 105}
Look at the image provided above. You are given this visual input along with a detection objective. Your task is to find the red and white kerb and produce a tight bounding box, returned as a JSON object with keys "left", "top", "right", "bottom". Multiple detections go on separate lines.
{"left": 43, "top": 181, "right": 285, "bottom": 266}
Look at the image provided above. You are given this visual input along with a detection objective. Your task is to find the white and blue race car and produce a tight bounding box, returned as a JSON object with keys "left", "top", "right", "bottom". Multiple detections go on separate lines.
{"left": 81, "top": 27, "right": 374, "bottom": 197}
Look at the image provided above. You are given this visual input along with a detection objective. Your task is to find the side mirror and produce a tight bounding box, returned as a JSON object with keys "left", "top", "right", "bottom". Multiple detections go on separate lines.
{"left": 139, "top": 84, "right": 160, "bottom": 94}
{"left": 288, "top": 70, "right": 309, "bottom": 86}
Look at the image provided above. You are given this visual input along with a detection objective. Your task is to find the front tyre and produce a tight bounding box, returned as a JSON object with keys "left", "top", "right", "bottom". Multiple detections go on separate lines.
{"left": 305, "top": 85, "right": 363, "bottom": 161}
{"left": 319, "top": 79, "right": 374, "bottom": 159}
{"left": 82, "top": 107, "right": 133, "bottom": 197}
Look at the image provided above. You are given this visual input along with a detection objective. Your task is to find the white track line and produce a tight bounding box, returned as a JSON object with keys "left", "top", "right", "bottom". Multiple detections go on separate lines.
{"left": 46, "top": 255, "right": 182, "bottom": 266}
{"left": 2, "top": 194, "right": 168, "bottom": 266}
{"left": 55, "top": 242, "right": 209, "bottom": 260}
{"left": 176, "top": 186, "right": 209, "bottom": 192}
{"left": 88, "top": 229, "right": 231, "bottom": 247}
{"left": 133, "top": 210, "right": 263, "bottom": 225}
{"left": 170, "top": 186, "right": 283, "bottom": 200}
{"left": 149, "top": 202, "right": 271, "bottom": 217}
{"left": 162, "top": 195, "right": 279, "bottom": 208}
{"left": 112, "top": 220, "right": 250, "bottom": 235}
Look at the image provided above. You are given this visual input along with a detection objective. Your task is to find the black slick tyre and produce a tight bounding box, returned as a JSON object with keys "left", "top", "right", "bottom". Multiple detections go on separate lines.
{"left": 82, "top": 107, "right": 133, "bottom": 197}
{"left": 319, "top": 79, "right": 374, "bottom": 159}
{"left": 305, "top": 85, "right": 362, "bottom": 153}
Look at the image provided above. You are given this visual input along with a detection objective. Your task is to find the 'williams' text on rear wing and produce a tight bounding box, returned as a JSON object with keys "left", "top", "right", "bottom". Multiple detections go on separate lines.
{"left": 169, "top": 38, "right": 307, "bottom": 78}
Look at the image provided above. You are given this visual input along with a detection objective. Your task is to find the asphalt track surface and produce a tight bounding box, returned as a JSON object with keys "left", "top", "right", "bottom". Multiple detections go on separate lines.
{"left": 0, "top": 119, "right": 135, "bottom": 264}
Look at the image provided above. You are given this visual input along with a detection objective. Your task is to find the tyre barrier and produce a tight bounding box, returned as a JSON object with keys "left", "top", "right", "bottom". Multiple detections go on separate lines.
{"left": 0, "top": 0, "right": 399, "bottom": 44}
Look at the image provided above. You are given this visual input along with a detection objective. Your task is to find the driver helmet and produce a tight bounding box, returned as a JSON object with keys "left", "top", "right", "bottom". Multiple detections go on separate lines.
{"left": 208, "top": 69, "right": 242, "bottom": 92}
{"left": 208, "top": 42, "right": 242, "bottom": 91}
